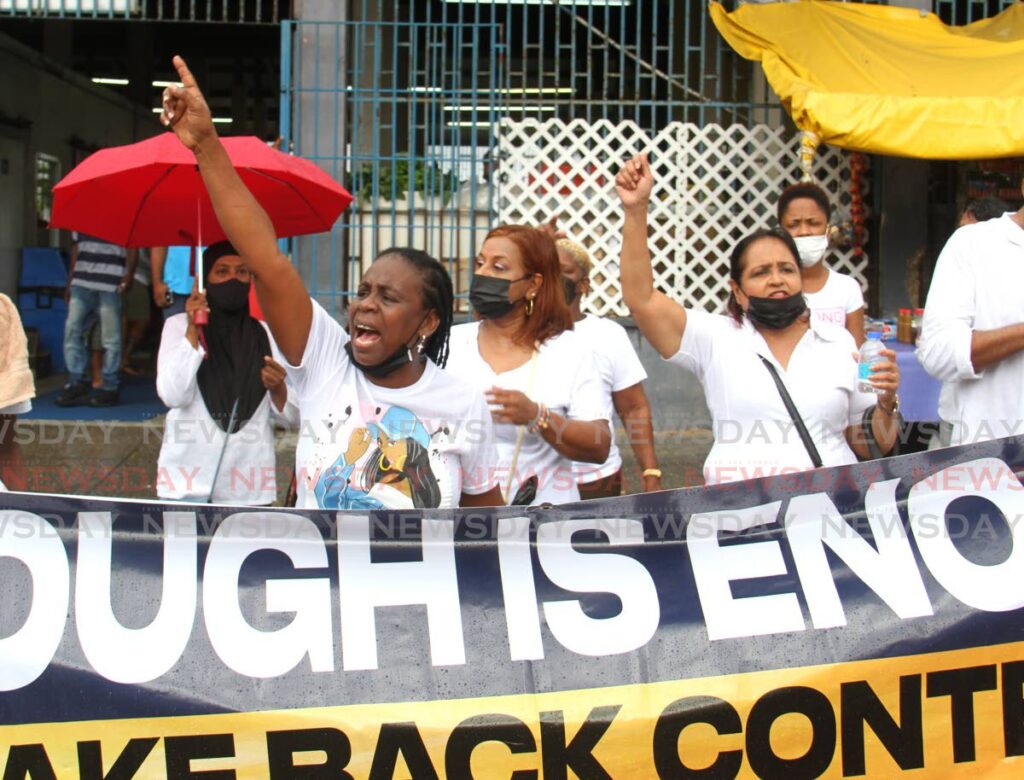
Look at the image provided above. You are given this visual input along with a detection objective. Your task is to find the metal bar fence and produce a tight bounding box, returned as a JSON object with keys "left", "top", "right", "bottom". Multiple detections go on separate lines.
{"left": 282, "top": 0, "right": 791, "bottom": 316}
{"left": 3, "top": 1, "right": 1013, "bottom": 29}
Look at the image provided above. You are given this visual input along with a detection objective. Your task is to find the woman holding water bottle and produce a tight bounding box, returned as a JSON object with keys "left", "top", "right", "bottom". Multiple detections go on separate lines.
{"left": 615, "top": 154, "right": 901, "bottom": 485}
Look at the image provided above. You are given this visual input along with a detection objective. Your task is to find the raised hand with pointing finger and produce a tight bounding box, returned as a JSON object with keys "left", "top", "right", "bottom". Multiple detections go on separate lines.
{"left": 161, "top": 56, "right": 216, "bottom": 151}
{"left": 156, "top": 55, "right": 312, "bottom": 366}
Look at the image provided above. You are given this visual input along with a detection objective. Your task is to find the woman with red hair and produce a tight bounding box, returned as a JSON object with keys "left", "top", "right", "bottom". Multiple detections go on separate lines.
{"left": 446, "top": 225, "right": 611, "bottom": 505}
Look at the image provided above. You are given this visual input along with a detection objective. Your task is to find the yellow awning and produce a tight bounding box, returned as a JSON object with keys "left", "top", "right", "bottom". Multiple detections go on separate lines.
{"left": 709, "top": 0, "right": 1024, "bottom": 159}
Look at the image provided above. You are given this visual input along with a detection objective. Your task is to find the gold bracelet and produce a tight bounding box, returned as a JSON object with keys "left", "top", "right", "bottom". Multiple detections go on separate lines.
{"left": 642, "top": 468, "right": 663, "bottom": 478}
{"left": 877, "top": 394, "right": 900, "bottom": 417}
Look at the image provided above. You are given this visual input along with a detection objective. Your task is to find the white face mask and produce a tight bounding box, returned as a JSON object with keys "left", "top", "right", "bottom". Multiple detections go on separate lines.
{"left": 793, "top": 233, "right": 829, "bottom": 268}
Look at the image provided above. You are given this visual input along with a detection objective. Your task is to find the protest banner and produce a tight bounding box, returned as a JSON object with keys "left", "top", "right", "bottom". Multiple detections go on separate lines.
{"left": 1, "top": 438, "right": 1023, "bottom": 778}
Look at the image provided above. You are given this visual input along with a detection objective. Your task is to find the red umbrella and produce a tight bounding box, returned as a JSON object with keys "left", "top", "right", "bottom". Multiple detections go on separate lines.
{"left": 50, "top": 132, "right": 351, "bottom": 247}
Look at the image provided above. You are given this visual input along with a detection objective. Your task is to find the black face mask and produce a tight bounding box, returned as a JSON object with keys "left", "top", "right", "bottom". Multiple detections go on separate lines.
{"left": 562, "top": 277, "right": 580, "bottom": 305}
{"left": 345, "top": 341, "right": 415, "bottom": 378}
{"left": 744, "top": 292, "right": 807, "bottom": 330}
{"left": 205, "top": 279, "right": 250, "bottom": 314}
{"left": 344, "top": 315, "right": 429, "bottom": 378}
{"left": 469, "top": 274, "right": 530, "bottom": 319}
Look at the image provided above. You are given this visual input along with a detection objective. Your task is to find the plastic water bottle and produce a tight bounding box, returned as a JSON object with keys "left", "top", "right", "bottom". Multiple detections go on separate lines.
{"left": 858, "top": 331, "right": 884, "bottom": 394}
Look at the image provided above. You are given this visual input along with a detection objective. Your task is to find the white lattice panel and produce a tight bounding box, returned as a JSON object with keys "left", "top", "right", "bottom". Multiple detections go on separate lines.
{"left": 495, "top": 120, "right": 870, "bottom": 316}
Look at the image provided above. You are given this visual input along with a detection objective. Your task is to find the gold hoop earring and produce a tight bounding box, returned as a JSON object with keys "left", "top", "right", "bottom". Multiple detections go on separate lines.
{"left": 525, "top": 297, "right": 535, "bottom": 317}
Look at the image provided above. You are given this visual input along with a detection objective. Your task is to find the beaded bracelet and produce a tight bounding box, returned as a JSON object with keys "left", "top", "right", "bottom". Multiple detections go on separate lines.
{"left": 538, "top": 403, "right": 551, "bottom": 431}
{"left": 529, "top": 403, "right": 550, "bottom": 433}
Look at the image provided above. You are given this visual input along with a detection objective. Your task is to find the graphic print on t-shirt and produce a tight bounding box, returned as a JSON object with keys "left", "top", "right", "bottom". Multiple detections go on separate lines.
{"left": 314, "top": 405, "right": 443, "bottom": 510}
{"left": 811, "top": 306, "right": 846, "bottom": 328}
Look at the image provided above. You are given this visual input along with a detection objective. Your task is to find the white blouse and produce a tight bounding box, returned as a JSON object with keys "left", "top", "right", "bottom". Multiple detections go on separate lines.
{"left": 446, "top": 322, "right": 609, "bottom": 504}
{"left": 570, "top": 314, "right": 648, "bottom": 482}
{"left": 669, "top": 310, "right": 874, "bottom": 485}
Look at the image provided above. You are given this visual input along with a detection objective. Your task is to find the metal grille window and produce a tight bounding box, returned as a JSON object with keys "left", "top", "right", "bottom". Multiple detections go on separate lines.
{"left": 0, "top": 0, "right": 284, "bottom": 23}
{"left": 34, "top": 152, "right": 62, "bottom": 246}
{"left": 933, "top": 0, "right": 1018, "bottom": 25}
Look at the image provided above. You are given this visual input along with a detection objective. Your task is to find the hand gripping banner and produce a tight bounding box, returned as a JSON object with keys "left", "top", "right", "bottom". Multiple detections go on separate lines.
{"left": 1, "top": 438, "right": 1024, "bottom": 778}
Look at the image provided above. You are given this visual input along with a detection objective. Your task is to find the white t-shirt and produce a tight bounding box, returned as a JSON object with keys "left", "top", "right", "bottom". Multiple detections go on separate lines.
{"left": 670, "top": 310, "right": 874, "bottom": 485}
{"left": 446, "top": 322, "right": 609, "bottom": 505}
{"left": 156, "top": 314, "right": 299, "bottom": 505}
{"left": 917, "top": 213, "right": 1024, "bottom": 444}
{"left": 286, "top": 302, "right": 500, "bottom": 510}
{"left": 569, "top": 314, "right": 648, "bottom": 482}
{"left": 803, "top": 268, "right": 864, "bottom": 330}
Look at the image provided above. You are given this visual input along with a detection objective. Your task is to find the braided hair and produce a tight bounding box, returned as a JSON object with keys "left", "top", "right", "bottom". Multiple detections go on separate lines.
{"left": 376, "top": 247, "right": 454, "bottom": 368}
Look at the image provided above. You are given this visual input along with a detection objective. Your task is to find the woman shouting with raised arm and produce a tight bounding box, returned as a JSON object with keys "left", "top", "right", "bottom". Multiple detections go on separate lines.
{"left": 161, "top": 56, "right": 503, "bottom": 508}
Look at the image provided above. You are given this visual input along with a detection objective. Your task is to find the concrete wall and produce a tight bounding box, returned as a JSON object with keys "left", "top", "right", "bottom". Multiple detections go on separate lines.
{"left": 0, "top": 31, "right": 157, "bottom": 297}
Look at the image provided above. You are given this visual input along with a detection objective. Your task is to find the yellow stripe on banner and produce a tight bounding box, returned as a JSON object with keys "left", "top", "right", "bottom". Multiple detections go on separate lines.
{"left": 2, "top": 641, "right": 1023, "bottom": 778}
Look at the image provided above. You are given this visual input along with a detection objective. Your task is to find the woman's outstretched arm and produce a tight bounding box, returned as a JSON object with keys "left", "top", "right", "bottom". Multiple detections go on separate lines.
{"left": 616, "top": 154, "right": 687, "bottom": 359}
{"left": 161, "top": 55, "right": 312, "bottom": 365}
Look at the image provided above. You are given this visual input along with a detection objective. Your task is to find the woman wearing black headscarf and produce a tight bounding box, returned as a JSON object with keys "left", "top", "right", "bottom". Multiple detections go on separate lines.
{"left": 155, "top": 241, "right": 298, "bottom": 504}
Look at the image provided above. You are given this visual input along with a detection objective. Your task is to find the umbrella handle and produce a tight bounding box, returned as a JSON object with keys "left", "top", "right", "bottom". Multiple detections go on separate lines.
{"left": 195, "top": 197, "right": 205, "bottom": 294}
{"left": 192, "top": 199, "right": 208, "bottom": 326}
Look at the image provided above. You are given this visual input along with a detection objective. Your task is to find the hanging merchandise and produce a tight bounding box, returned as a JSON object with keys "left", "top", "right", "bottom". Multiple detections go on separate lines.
{"left": 799, "top": 130, "right": 820, "bottom": 182}
{"left": 849, "top": 152, "right": 867, "bottom": 259}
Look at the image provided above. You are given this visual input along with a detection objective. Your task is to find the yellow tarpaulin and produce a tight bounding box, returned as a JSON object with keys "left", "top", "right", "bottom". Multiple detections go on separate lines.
{"left": 709, "top": 0, "right": 1024, "bottom": 159}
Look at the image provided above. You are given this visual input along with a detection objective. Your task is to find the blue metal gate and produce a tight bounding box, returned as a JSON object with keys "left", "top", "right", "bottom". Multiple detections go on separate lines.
{"left": 278, "top": 1, "right": 779, "bottom": 315}
{"left": 280, "top": 9, "right": 505, "bottom": 316}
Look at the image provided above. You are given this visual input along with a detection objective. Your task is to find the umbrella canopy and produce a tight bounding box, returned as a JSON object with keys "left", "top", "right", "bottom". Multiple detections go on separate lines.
{"left": 50, "top": 133, "right": 351, "bottom": 246}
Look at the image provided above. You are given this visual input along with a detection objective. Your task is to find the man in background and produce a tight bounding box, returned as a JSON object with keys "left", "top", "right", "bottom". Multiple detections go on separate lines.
{"left": 960, "top": 196, "right": 1008, "bottom": 227}
{"left": 923, "top": 195, "right": 1008, "bottom": 449}
{"left": 919, "top": 184, "right": 1024, "bottom": 445}
{"left": 57, "top": 233, "right": 137, "bottom": 408}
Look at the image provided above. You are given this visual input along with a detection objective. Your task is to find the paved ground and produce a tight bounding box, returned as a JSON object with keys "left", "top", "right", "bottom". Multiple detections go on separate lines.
{"left": 11, "top": 373, "right": 714, "bottom": 501}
